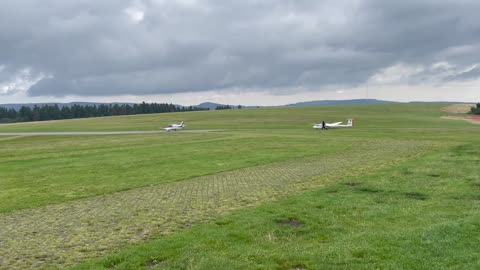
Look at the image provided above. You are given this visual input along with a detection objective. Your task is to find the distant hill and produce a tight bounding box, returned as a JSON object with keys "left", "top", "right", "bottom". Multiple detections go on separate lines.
{"left": 196, "top": 102, "right": 225, "bottom": 110}
{"left": 195, "top": 102, "right": 258, "bottom": 110}
{"left": 409, "top": 101, "right": 473, "bottom": 104}
{"left": 195, "top": 99, "right": 399, "bottom": 109}
{"left": 287, "top": 99, "right": 399, "bottom": 107}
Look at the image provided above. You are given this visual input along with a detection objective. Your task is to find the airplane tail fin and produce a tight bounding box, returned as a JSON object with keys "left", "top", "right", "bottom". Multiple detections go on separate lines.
{"left": 180, "top": 121, "right": 184, "bottom": 127}
{"left": 347, "top": 119, "right": 354, "bottom": 127}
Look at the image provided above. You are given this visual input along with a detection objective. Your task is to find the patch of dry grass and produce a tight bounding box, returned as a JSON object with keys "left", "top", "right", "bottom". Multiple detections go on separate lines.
{"left": 442, "top": 104, "right": 475, "bottom": 114}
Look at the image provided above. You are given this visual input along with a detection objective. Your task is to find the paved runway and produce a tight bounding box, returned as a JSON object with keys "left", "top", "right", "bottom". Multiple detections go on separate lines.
{"left": 0, "top": 129, "right": 223, "bottom": 136}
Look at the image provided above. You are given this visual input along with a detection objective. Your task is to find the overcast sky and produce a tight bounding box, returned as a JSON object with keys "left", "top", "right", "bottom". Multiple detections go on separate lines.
{"left": 1, "top": 0, "right": 480, "bottom": 105}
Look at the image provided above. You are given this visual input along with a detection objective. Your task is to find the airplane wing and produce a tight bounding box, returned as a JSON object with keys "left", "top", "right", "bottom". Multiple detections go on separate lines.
{"left": 326, "top": 122, "right": 342, "bottom": 127}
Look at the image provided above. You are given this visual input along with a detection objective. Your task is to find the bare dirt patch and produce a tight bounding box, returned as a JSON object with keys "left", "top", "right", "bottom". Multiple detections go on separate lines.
{"left": 344, "top": 182, "right": 362, "bottom": 187}
{"left": 442, "top": 104, "right": 475, "bottom": 114}
{"left": 404, "top": 192, "right": 428, "bottom": 200}
{"left": 277, "top": 219, "right": 303, "bottom": 228}
{"left": 145, "top": 259, "right": 163, "bottom": 269}
{"left": 441, "top": 116, "right": 480, "bottom": 125}
{"left": 441, "top": 103, "right": 480, "bottom": 124}
{"left": 286, "top": 265, "right": 306, "bottom": 270}
{"left": 356, "top": 186, "right": 383, "bottom": 193}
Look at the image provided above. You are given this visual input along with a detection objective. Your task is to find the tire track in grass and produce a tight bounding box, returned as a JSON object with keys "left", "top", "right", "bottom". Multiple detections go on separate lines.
{"left": 0, "top": 140, "right": 442, "bottom": 269}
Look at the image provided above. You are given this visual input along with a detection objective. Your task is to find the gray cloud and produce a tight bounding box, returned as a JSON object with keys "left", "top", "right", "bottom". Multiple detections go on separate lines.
{"left": 445, "top": 65, "right": 480, "bottom": 81}
{"left": 1, "top": 0, "right": 480, "bottom": 97}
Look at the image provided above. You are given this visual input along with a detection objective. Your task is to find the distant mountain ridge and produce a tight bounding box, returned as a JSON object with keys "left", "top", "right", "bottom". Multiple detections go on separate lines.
{"left": 287, "top": 99, "right": 399, "bottom": 106}
{"left": 195, "top": 102, "right": 225, "bottom": 110}
{"left": 409, "top": 101, "right": 474, "bottom": 104}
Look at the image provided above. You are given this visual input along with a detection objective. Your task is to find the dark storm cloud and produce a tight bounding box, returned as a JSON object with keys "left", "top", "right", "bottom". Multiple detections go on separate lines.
{"left": 1, "top": 0, "right": 480, "bottom": 97}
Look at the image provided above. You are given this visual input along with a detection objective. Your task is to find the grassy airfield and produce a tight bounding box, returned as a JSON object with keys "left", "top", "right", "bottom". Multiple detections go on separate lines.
{"left": 0, "top": 103, "right": 479, "bottom": 269}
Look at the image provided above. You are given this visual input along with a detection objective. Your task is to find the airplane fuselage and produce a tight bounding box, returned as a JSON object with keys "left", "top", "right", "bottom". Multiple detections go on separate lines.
{"left": 164, "top": 122, "right": 185, "bottom": 131}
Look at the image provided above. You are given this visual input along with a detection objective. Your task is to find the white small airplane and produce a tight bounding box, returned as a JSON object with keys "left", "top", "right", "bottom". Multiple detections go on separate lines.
{"left": 163, "top": 121, "right": 185, "bottom": 132}
{"left": 313, "top": 119, "right": 354, "bottom": 129}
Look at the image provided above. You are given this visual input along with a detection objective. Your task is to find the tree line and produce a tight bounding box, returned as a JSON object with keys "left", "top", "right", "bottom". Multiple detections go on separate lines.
{"left": 470, "top": 103, "right": 480, "bottom": 115}
{"left": 0, "top": 102, "right": 208, "bottom": 123}
{"left": 215, "top": 105, "right": 243, "bottom": 110}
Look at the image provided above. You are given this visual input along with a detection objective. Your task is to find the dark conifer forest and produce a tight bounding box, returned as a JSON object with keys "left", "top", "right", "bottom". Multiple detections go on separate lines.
{"left": 0, "top": 102, "right": 208, "bottom": 123}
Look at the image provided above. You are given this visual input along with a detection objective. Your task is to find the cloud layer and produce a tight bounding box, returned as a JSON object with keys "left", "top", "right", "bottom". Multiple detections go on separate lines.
{"left": 1, "top": 0, "right": 480, "bottom": 98}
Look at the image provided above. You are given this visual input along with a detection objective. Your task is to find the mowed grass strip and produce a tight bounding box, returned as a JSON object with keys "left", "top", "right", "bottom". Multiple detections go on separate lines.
{"left": 0, "top": 132, "right": 362, "bottom": 213}
{"left": 0, "top": 139, "right": 437, "bottom": 269}
{"left": 71, "top": 143, "right": 480, "bottom": 270}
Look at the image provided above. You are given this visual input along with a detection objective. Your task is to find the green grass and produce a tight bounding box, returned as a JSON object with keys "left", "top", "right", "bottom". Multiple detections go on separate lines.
{"left": 0, "top": 139, "right": 437, "bottom": 269}
{"left": 71, "top": 143, "right": 480, "bottom": 270}
{"left": 0, "top": 132, "right": 366, "bottom": 213}
{"left": 0, "top": 105, "right": 475, "bottom": 213}
{"left": 0, "top": 104, "right": 466, "bottom": 132}
{"left": 0, "top": 103, "right": 479, "bottom": 269}
{"left": 3, "top": 104, "right": 476, "bottom": 213}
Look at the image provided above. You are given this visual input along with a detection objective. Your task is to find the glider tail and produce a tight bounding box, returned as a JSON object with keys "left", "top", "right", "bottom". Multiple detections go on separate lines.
{"left": 347, "top": 119, "right": 354, "bottom": 127}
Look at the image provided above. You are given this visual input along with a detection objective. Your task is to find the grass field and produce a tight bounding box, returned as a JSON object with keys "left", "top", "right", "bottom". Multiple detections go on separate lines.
{"left": 0, "top": 103, "right": 479, "bottom": 269}
{"left": 73, "top": 144, "right": 480, "bottom": 270}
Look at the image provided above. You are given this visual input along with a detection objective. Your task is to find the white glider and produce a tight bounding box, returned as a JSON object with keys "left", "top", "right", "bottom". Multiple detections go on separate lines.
{"left": 313, "top": 119, "right": 354, "bottom": 129}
